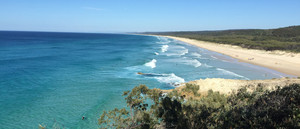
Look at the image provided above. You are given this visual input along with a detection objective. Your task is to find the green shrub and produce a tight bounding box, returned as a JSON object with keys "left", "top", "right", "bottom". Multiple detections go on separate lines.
{"left": 182, "top": 84, "right": 200, "bottom": 96}
{"left": 98, "top": 84, "right": 300, "bottom": 128}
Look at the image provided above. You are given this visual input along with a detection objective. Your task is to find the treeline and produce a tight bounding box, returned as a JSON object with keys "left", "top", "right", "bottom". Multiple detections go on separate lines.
{"left": 98, "top": 84, "right": 300, "bottom": 128}
{"left": 143, "top": 25, "right": 300, "bottom": 52}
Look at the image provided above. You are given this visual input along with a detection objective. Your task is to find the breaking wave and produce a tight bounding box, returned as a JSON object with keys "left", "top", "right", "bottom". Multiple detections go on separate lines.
{"left": 166, "top": 46, "right": 189, "bottom": 56}
{"left": 156, "top": 37, "right": 171, "bottom": 44}
{"left": 150, "top": 73, "right": 185, "bottom": 86}
{"left": 145, "top": 59, "right": 157, "bottom": 68}
{"left": 161, "top": 45, "right": 169, "bottom": 52}
{"left": 191, "top": 52, "right": 202, "bottom": 58}
{"left": 177, "top": 57, "right": 202, "bottom": 67}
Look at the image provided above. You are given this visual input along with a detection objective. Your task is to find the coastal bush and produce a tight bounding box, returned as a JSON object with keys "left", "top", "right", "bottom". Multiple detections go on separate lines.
{"left": 98, "top": 85, "right": 162, "bottom": 129}
{"left": 223, "top": 84, "right": 300, "bottom": 128}
{"left": 144, "top": 25, "right": 300, "bottom": 52}
{"left": 98, "top": 84, "right": 300, "bottom": 128}
{"left": 182, "top": 83, "right": 200, "bottom": 96}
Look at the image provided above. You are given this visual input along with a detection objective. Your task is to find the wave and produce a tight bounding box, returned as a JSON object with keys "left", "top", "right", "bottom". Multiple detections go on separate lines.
{"left": 137, "top": 72, "right": 184, "bottom": 86}
{"left": 179, "top": 57, "right": 202, "bottom": 67}
{"left": 154, "top": 52, "right": 159, "bottom": 55}
{"left": 186, "top": 59, "right": 202, "bottom": 67}
{"left": 217, "top": 68, "right": 249, "bottom": 80}
{"left": 155, "top": 36, "right": 160, "bottom": 40}
{"left": 145, "top": 59, "right": 157, "bottom": 68}
{"left": 157, "top": 41, "right": 171, "bottom": 44}
{"left": 203, "top": 63, "right": 213, "bottom": 68}
{"left": 182, "top": 49, "right": 189, "bottom": 55}
{"left": 191, "top": 52, "right": 202, "bottom": 58}
{"left": 166, "top": 57, "right": 202, "bottom": 68}
{"left": 161, "top": 45, "right": 169, "bottom": 52}
{"left": 156, "top": 37, "right": 171, "bottom": 44}
{"left": 153, "top": 73, "right": 185, "bottom": 86}
{"left": 166, "top": 46, "right": 189, "bottom": 56}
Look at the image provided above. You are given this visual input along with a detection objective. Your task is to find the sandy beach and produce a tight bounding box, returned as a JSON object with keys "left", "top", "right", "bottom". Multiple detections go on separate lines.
{"left": 158, "top": 35, "right": 300, "bottom": 77}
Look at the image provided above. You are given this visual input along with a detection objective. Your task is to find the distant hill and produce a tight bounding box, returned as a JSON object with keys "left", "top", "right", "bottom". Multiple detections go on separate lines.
{"left": 143, "top": 25, "right": 300, "bottom": 52}
{"left": 272, "top": 25, "right": 300, "bottom": 37}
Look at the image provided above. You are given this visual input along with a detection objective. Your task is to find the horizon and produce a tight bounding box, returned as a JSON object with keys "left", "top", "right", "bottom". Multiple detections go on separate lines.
{"left": 1, "top": 0, "right": 300, "bottom": 33}
{"left": 1, "top": 25, "right": 299, "bottom": 34}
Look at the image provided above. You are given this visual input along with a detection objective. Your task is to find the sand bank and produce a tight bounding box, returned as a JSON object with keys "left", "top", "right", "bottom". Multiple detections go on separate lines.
{"left": 160, "top": 36, "right": 300, "bottom": 76}
{"left": 168, "top": 78, "right": 300, "bottom": 95}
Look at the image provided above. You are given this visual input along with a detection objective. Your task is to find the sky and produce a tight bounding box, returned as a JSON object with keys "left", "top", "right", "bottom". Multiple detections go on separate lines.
{"left": 0, "top": 0, "right": 299, "bottom": 33}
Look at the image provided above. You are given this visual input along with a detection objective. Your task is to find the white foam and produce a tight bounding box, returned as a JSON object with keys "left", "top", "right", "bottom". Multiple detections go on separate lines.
{"left": 182, "top": 49, "right": 189, "bottom": 55}
{"left": 189, "top": 59, "right": 202, "bottom": 67}
{"left": 155, "top": 36, "right": 160, "bottom": 40}
{"left": 217, "top": 68, "right": 249, "bottom": 80}
{"left": 145, "top": 59, "right": 157, "bottom": 68}
{"left": 177, "top": 57, "right": 202, "bottom": 68}
{"left": 156, "top": 37, "right": 171, "bottom": 44}
{"left": 166, "top": 46, "right": 189, "bottom": 56}
{"left": 161, "top": 45, "right": 169, "bottom": 52}
{"left": 154, "top": 73, "right": 185, "bottom": 86}
{"left": 154, "top": 52, "right": 159, "bottom": 55}
{"left": 191, "top": 52, "right": 202, "bottom": 58}
{"left": 203, "top": 63, "right": 213, "bottom": 68}
{"left": 158, "top": 41, "right": 171, "bottom": 44}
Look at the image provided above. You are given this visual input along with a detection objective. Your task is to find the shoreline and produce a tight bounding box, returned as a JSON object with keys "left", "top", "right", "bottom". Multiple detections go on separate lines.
{"left": 152, "top": 35, "right": 300, "bottom": 77}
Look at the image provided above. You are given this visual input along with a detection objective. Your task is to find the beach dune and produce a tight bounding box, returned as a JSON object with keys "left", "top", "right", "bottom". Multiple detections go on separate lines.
{"left": 162, "top": 78, "right": 300, "bottom": 96}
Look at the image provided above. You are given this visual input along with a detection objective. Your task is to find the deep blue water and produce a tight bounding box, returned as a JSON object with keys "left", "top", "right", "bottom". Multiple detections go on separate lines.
{"left": 0, "top": 31, "right": 291, "bottom": 128}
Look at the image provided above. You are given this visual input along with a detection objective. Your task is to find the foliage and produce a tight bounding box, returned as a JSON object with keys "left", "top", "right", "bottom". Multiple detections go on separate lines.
{"left": 182, "top": 83, "right": 200, "bottom": 96}
{"left": 98, "top": 85, "right": 162, "bottom": 129}
{"left": 144, "top": 25, "right": 300, "bottom": 52}
{"left": 99, "top": 84, "right": 300, "bottom": 128}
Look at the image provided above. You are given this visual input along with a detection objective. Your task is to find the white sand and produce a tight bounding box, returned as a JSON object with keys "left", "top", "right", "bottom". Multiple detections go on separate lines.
{"left": 185, "top": 78, "right": 300, "bottom": 95}
{"left": 161, "top": 36, "right": 300, "bottom": 77}
{"left": 162, "top": 78, "right": 300, "bottom": 96}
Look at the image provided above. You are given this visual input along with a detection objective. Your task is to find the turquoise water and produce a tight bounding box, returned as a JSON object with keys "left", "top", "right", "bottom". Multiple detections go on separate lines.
{"left": 0, "top": 31, "right": 291, "bottom": 128}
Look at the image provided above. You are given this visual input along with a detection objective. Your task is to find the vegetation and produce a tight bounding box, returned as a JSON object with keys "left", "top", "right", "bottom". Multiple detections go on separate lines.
{"left": 99, "top": 84, "right": 300, "bottom": 128}
{"left": 181, "top": 83, "right": 200, "bottom": 97}
{"left": 144, "top": 25, "right": 300, "bottom": 52}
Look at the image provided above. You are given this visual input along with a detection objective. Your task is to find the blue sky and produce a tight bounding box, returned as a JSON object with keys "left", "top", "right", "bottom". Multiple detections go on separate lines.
{"left": 0, "top": 0, "right": 299, "bottom": 32}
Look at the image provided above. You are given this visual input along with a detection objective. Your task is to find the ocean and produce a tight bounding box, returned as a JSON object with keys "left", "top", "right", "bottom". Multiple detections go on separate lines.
{"left": 0, "top": 31, "right": 291, "bottom": 128}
